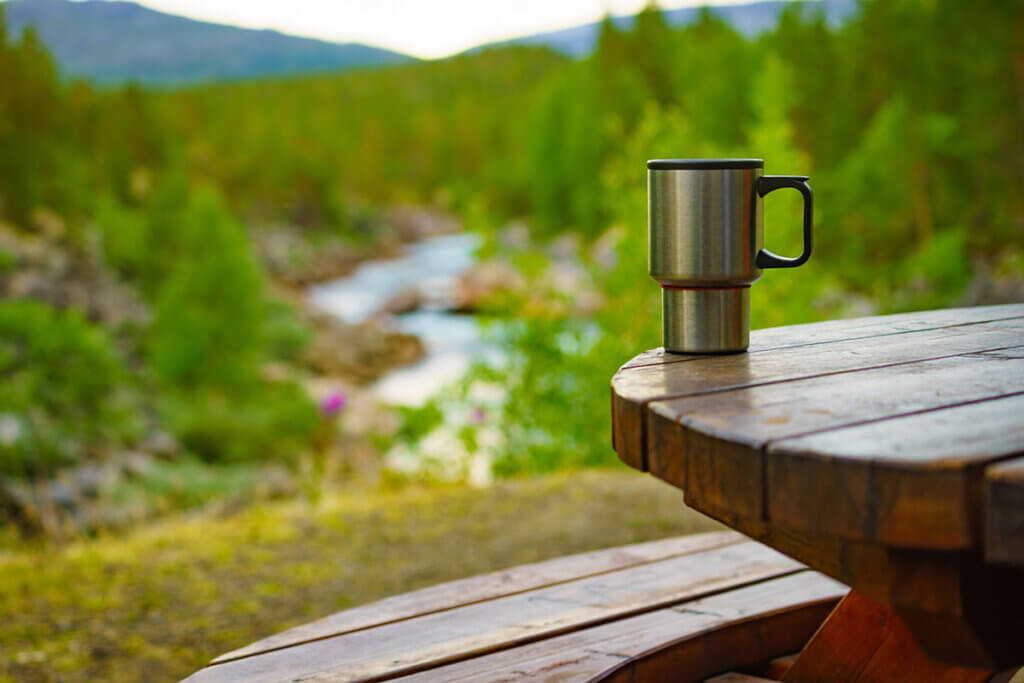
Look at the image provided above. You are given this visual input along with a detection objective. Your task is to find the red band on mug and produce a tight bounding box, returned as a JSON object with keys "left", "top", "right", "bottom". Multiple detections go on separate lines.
{"left": 660, "top": 284, "right": 751, "bottom": 291}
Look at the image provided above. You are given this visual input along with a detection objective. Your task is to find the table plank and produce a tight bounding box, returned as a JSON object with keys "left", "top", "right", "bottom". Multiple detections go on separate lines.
{"left": 212, "top": 531, "right": 742, "bottom": 664}
{"left": 621, "top": 304, "right": 1024, "bottom": 370}
{"left": 649, "top": 349, "right": 1024, "bottom": 527}
{"left": 985, "top": 457, "right": 1024, "bottom": 566}
{"left": 766, "top": 394, "right": 1024, "bottom": 548}
{"left": 395, "top": 571, "right": 846, "bottom": 683}
{"left": 612, "top": 313, "right": 1024, "bottom": 469}
{"left": 184, "top": 541, "right": 804, "bottom": 683}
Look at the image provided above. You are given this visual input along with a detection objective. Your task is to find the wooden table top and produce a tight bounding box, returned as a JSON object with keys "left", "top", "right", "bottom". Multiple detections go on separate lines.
{"left": 610, "top": 304, "right": 1024, "bottom": 667}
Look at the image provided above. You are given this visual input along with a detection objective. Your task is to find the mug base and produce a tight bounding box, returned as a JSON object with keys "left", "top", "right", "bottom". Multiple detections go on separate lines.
{"left": 662, "top": 286, "right": 750, "bottom": 354}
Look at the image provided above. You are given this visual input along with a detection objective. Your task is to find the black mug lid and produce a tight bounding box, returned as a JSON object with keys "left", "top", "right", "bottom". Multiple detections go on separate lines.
{"left": 647, "top": 159, "right": 764, "bottom": 170}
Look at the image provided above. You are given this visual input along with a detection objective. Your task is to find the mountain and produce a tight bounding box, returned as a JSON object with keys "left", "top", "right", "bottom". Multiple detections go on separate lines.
{"left": 1, "top": 0, "right": 856, "bottom": 85}
{"left": 477, "top": 0, "right": 857, "bottom": 58}
{"left": 1, "top": 0, "right": 413, "bottom": 84}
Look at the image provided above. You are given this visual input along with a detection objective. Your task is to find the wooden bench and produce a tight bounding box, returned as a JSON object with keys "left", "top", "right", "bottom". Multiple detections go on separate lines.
{"left": 183, "top": 531, "right": 847, "bottom": 682}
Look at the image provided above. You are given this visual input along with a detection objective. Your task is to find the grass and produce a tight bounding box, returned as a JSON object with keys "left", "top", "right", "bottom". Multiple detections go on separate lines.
{"left": 0, "top": 467, "right": 721, "bottom": 682}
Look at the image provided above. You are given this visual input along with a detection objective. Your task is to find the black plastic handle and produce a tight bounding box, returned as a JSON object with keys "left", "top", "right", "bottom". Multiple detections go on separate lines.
{"left": 756, "top": 175, "right": 813, "bottom": 268}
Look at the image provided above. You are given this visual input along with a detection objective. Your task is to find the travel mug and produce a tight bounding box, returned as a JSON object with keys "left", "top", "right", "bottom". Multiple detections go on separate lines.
{"left": 648, "top": 159, "right": 813, "bottom": 353}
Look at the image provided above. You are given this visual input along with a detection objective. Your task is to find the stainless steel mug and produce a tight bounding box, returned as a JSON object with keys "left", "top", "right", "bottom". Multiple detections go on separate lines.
{"left": 648, "top": 159, "right": 813, "bottom": 353}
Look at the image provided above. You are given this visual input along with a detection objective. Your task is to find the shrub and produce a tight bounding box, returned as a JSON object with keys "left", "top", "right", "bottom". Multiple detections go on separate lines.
{"left": 0, "top": 300, "right": 140, "bottom": 477}
{"left": 159, "top": 383, "right": 318, "bottom": 464}
{"left": 148, "top": 187, "right": 264, "bottom": 390}
{"left": 262, "top": 299, "right": 311, "bottom": 362}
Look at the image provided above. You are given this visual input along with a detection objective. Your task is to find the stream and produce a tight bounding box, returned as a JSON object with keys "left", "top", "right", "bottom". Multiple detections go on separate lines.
{"left": 308, "top": 232, "right": 499, "bottom": 406}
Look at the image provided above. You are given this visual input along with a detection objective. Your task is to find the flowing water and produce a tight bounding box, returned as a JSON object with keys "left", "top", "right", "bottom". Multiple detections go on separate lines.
{"left": 308, "top": 232, "right": 498, "bottom": 406}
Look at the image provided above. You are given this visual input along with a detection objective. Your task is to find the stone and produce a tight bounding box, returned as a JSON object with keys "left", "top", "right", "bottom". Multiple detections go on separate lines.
{"left": 119, "top": 451, "right": 155, "bottom": 479}
{"left": 450, "top": 260, "right": 525, "bottom": 313}
{"left": 498, "top": 221, "right": 531, "bottom": 250}
{"left": 48, "top": 479, "right": 82, "bottom": 514}
{"left": 0, "top": 224, "right": 148, "bottom": 328}
{"left": 301, "top": 310, "right": 425, "bottom": 384}
{"left": 253, "top": 227, "right": 369, "bottom": 287}
{"left": 377, "top": 285, "right": 423, "bottom": 315}
{"left": 381, "top": 206, "right": 460, "bottom": 241}
{"left": 70, "top": 464, "right": 119, "bottom": 499}
{"left": 141, "top": 430, "right": 180, "bottom": 460}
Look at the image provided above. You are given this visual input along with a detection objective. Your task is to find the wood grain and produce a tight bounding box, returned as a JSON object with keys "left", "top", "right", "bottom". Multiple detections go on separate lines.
{"left": 765, "top": 654, "right": 799, "bottom": 680}
{"left": 985, "top": 457, "right": 1024, "bottom": 566}
{"left": 608, "top": 306, "right": 1024, "bottom": 671}
{"left": 619, "top": 304, "right": 1024, "bottom": 370}
{"left": 656, "top": 350, "right": 1024, "bottom": 525}
{"left": 595, "top": 576, "right": 841, "bottom": 683}
{"left": 717, "top": 514, "right": 1024, "bottom": 668}
{"left": 705, "top": 674, "right": 780, "bottom": 683}
{"left": 396, "top": 571, "right": 845, "bottom": 683}
{"left": 184, "top": 541, "right": 804, "bottom": 683}
{"left": 612, "top": 314, "right": 1024, "bottom": 469}
{"left": 782, "top": 592, "right": 991, "bottom": 683}
{"left": 704, "top": 514, "right": 898, "bottom": 610}
{"left": 767, "top": 393, "right": 1024, "bottom": 548}
{"left": 211, "top": 531, "right": 742, "bottom": 664}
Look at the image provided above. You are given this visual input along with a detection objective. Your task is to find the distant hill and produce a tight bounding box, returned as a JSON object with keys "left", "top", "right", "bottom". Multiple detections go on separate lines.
{"left": 1, "top": 0, "right": 414, "bottom": 84}
{"left": 1, "top": 0, "right": 856, "bottom": 85}
{"left": 478, "top": 0, "right": 857, "bottom": 57}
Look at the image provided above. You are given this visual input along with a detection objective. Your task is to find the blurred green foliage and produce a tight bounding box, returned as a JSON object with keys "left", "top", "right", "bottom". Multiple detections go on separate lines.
{"left": 160, "top": 384, "right": 318, "bottom": 464}
{"left": 0, "top": 9, "right": 320, "bottom": 479}
{"left": 0, "top": 0, "right": 1022, "bottom": 484}
{"left": 0, "top": 300, "right": 140, "bottom": 477}
{"left": 388, "top": 1, "right": 1024, "bottom": 475}
{"left": 148, "top": 188, "right": 265, "bottom": 389}
{"left": 158, "top": 46, "right": 563, "bottom": 229}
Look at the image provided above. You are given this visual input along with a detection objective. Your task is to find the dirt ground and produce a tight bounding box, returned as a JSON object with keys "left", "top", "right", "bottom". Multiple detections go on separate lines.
{"left": 0, "top": 467, "right": 721, "bottom": 682}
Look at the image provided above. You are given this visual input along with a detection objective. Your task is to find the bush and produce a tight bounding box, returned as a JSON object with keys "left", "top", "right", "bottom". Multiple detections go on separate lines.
{"left": 94, "top": 193, "right": 149, "bottom": 279}
{"left": 148, "top": 187, "right": 265, "bottom": 390}
{"left": 262, "top": 299, "right": 312, "bottom": 362}
{"left": 159, "top": 383, "right": 318, "bottom": 464}
{"left": 0, "top": 300, "right": 140, "bottom": 477}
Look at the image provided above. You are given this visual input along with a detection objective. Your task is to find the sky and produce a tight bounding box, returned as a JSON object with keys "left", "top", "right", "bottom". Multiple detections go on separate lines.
{"left": 115, "top": 0, "right": 743, "bottom": 59}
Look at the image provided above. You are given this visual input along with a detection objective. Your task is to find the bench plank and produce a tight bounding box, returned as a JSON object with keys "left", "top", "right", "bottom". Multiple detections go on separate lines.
{"left": 649, "top": 350, "right": 1024, "bottom": 531}
{"left": 185, "top": 541, "right": 804, "bottom": 683}
{"left": 394, "top": 571, "right": 846, "bottom": 682}
{"left": 612, "top": 314, "right": 1024, "bottom": 469}
{"left": 212, "top": 531, "right": 742, "bottom": 664}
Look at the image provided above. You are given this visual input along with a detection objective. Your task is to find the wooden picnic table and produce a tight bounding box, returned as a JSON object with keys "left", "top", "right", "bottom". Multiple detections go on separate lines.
{"left": 611, "top": 303, "right": 1024, "bottom": 677}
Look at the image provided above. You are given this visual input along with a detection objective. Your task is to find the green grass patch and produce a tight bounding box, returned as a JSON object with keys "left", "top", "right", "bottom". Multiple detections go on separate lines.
{"left": 0, "top": 468, "right": 719, "bottom": 682}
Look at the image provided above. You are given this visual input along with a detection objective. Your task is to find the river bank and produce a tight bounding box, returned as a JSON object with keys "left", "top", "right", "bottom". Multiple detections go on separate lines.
{"left": 0, "top": 206, "right": 482, "bottom": 538}
{"left": 308, "top": 231, "right": 499, "bottom": 407}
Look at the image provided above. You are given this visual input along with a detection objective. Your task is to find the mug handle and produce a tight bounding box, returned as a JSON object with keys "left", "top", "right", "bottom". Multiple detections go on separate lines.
{"left": 756, "top": 175, "right": 813, "bottom": 268}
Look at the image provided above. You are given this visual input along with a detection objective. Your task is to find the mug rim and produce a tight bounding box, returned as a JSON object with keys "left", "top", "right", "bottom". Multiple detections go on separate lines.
{"left": 647, "top": 159, "right": 764, "bottom": 170}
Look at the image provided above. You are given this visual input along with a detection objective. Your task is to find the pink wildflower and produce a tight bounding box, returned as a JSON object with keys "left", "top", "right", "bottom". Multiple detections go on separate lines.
{"left": 321, "top": 391, "right": 346, "bottom": 416}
